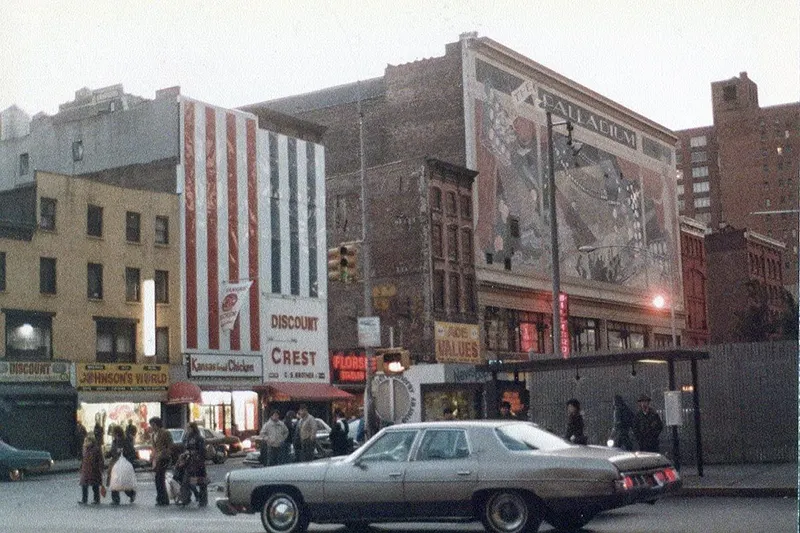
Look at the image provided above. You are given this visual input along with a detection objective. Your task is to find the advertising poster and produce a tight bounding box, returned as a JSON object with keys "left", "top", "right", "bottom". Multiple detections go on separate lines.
{"left": 263, "top": 297, "right": 329, "bottom": 382}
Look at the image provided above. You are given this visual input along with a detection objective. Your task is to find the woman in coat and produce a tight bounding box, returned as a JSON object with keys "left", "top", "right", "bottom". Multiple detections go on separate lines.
{"left": 179, "top": 422, "right": 208, "bottom": 507}
{"left": 79, "top": 434, "right": 104, "bottom": 505}
{"left": 106, "top": 425, "right": 137, "bottom": 505}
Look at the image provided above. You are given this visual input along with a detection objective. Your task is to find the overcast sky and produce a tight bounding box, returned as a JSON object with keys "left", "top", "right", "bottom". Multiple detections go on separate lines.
{"left": 2, "top": 0, "right": 798, "bottom": 131}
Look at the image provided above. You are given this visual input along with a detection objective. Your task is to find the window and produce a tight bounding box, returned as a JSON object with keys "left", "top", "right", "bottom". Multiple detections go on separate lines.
{"left": 5, "top": 312, "right": 52, "bottom": 360}
{"left": 675, "top": 152, "right": 683, "bottom": 165}
{"left": 445, "top": 192, "right": 457, "bottom": 216}
{"left": 570, "top": 317, "right": 598, "bottom": 353}
{"left": 126, "top": 211, "right": 141, "bottom": 243}
{"left": 155, "top": 216, "right": 169, "bottom": 244}
{"left": 40, "top": 257, "right": 56, "bottom": 294}
{"left": 689, "top": 135, "right": 707, "bottom": 148}
{"left": 433, "top": 270, "right": 445, "bottom": 310}
{"left": 431, "top": 187, "right": 442, "bottom": 210}
{"left": 360, "top": 431, "right": 417, "bottom": 463}
{"left": 95, "top": 319, "right": 135, "bottom": 363}
{"left": 87, "top": 263, "right": 103, "bottom": 299}
{"left": 19, "top": 153, "right": 29, "bottom": 176}
{"left": 690, "top": 151, "right": 707, "bottom": 163}
{"left": 72, "top": 140, "right": 84, "bottom": 162}
{"left": 155, "top": 327, "right": 169, "bottom": 364}
{"left": 449, "top": 273, "right": 460, "bottom": 312}
{"left": 460, "top": 195, "right": 472, "bottom": 219}
{"left": 125, "top": 267, "right": 141, "bottom": 302}
{"left": 0, "top": 252, "right": 5, "bottom": 292}
{"left": 485, "top": 252, "right": 493, "bottom": 265}
{"left": 432, "top": 224, "right": 443, "bottom": 258}
{"left": 464, "top": 275, "right": 476, "bottom": 314}
{"left": 504, "top": 257, "right": 512, "bottom": 270}
{"left": 416, "top": 430, "right": 469, "bottom": 461}
{"left": 723, "top": 85, "right": 737, "bottom": 101}
{"left": 155, "top": 270, "right": 169, "bottom": 303}
{"left": 607, "top": 321, "right": 647, "bottom": 351}
{"left": 509, "top": 217, "right": 520, "bottom": 239}
{"left": 87, "top": 204, "right": 103, "bottom": 237}
{"left": 691, "top": 166, "right": 709, "bottom": 178}
{"left": 677, "top": 199, "right": 685, "bottom": 211}
{"left": 677, "top": 184, "right": 684, "bottom": 196}
{"left": 447, "top": 226, "right": 459, "bottom": 262}
{"left": 40, "top": 198, "right": 56, "bottom": 230}
{"left": 694, "top": 197, "right": 711, "bottom": 208}
{"left": 461, "top": 228, "right": 473, "bottom": 263}
{"left": 693, "top": 181, "right": 710, "bottom": 194}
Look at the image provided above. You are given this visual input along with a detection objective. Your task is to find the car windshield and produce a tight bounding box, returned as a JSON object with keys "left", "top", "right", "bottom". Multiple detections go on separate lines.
{"left": 495, "top": 423, "right": 572, "bottom": 452}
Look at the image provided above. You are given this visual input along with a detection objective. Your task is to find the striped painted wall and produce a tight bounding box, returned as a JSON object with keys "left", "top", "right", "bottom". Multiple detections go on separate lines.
{"left": 177, "top": 97, "right": 326, "bottom": 357}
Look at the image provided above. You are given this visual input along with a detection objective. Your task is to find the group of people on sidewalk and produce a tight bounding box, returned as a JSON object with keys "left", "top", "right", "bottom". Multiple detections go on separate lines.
{"left": 78, "top": 416, "right": 208, "bottom": 508}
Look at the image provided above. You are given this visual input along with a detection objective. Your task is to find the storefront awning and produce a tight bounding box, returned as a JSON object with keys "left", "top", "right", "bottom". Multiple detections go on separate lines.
{"left": 255, "top": 382, "right": 354, "bottom": 401}
{"left": 167, "top": 381, "right": 203, "bottom": 405}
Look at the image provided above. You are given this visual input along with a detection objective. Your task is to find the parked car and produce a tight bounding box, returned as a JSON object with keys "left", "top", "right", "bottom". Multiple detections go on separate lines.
{"left": 243, "top": 418, "right": 332, "bottom": 466}
{"left": 217, "top": 420, "right": 681, "bottom": 533}
{"left": 135, "top": 427, "right": 229, "bottom": 467}
{"left": 0, "top": 440, "right": 53, "bottom": 481}
{"left": 210, "top": 429, "right": 244, "bottom": 455}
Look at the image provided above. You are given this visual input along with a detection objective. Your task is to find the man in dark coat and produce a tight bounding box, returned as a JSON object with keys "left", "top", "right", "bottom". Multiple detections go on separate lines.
{"left": 565, "top": 399, "right": 587, "bottom": 445}
{"left": 633, "top": 394, "right": 664, "bottom": 452}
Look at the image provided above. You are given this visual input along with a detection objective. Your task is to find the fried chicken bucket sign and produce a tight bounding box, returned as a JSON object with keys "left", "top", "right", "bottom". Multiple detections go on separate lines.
{"left": 220, "top": 280, "right": 253, "bottom": 331}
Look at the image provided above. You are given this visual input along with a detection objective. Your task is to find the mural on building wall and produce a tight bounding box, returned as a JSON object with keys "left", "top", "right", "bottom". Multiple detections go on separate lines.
{"left": 470, "top": 59, "right": 675, "bottom": 291}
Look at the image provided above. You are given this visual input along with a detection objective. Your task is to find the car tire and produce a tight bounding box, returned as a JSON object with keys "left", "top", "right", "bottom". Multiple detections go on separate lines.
{"left": 481, "top": 490, "right": 541, "bottom": 533}
{"left": 547, "top": 509, "right": 597, "bottom": 532}
{"left": 260, "top": 490, "right": 309, "bottom": 533}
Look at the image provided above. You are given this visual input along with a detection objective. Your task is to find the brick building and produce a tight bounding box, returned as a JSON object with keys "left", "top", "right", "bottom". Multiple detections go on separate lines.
{"left": 247, "top": 33, "right": 683, "bottom": 418}
{"left": 679, "top": 216, "right": 710, "bottom": 346}
{"left": 675, "top": 72, "right": 800, "bottom": 294}
{"left": 706, "top": 225, "right": 786, "bottom": 344}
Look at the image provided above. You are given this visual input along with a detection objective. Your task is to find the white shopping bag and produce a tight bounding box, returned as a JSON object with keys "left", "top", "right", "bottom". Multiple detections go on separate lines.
{"left": 108, "top": 456, "right": 137, "bottom": 492}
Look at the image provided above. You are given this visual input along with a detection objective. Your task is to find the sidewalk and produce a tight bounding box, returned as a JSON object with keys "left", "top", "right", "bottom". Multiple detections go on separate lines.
{"left": 678, "top": 462, "right": 797, "bottom": 498}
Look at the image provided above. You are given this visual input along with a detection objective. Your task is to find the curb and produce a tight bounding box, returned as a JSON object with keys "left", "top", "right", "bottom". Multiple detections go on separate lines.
{"left": 679, "top": 487, "right": 797, "bottom": 498}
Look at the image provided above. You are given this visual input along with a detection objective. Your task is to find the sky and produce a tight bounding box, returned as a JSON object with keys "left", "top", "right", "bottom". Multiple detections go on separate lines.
{"left": 1, "top": 0, "right": 798, "bottom": 131}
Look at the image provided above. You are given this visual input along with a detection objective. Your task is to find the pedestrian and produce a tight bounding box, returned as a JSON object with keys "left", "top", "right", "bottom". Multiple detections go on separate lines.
{"left": 609, "top": 394, "right": 635, "bottom": 450}
{"left": 258, "top": 409, "right": 288, "bottom": 466}
{"left": 149, "top": 416, "right": 173, "bottom": 506}
{"left": 178, "top": 422, "right": 207, "bottom": 507}
{"left": 105, "top": 425, "right": 137, "bottom": 505}
{"left": 78, "top": 434, "right": 104, "bottom": 505}
{"left": 441, "top": 407, "right": 455, "bottom": 420}
{"left": 329, "top": 409, "right": 352, "bottom": 456}
{"left": 75, "top": 421, "right": 88, "bottom": 458}
{"left": 565, "top": 399, "right": 588, "bottom": 445}
{"left": 499, "top": 401, "right": 517, "bottom": 420}
{"left": 282, "top": 410, "right": 296, "bottom": 463}
{"left": 296, "top": 404, "right": 317, "bottom": 462}
{"left": 93, "top": 420, "right": 104, "bottom": 449}
{"left": 125, "top": 419, "right": 137, "bottom": 445}
{"left": 633, "top": 394, "right": 663, "bottom": 453}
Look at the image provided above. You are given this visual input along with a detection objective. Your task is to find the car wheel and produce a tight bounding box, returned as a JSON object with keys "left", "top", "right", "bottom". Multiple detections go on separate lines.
{"left": 260, "top": 491, "right": 309, "bottom": 533}
{"left": 548, "top": 510, "right": 597, "bottom": 532}
{"left": 212, "top": 448, "right": 227, "bottom": 464}
{"left": 481, "top": 490, "right": 541, "bottom": 533}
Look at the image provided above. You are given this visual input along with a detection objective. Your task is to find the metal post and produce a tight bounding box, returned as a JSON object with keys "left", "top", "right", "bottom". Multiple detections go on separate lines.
{"left": 546, "top": 111, "right": 562, "bottom": 359}
{"left": 357, "top": 82, "right": 376, "bottom": 439}
{"left": 691, "top": 357, "right": 704, "bottom": 477}
{"left": 667, "top": 359, "right": 680, "bottom": 471}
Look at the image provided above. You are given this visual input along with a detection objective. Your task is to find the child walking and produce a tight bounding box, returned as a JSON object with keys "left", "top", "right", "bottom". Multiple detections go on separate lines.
{"left": 79, "top": 434, "right": 104, "bottom": 505}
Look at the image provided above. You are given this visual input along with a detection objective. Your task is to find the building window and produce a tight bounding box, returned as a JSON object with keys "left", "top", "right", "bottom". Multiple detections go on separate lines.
{"left": 676, "top": 184, "right": 684, "bottom": 197}
{"left": 675, "top": 152, "right": 683, "bottom": 165}
{"left": 690, "top": 151, "right": 707, "bottom": 163}
{"left": 5, "top": 312, "right": 52, "bottom": 360}
{"left": 693, "top": 181, "right": 710, "bottom": 194}
{"left": 461, "top": 228, "right": 473, "bottom": 264}
{"left": 607, "top": 321, "right": 647, "bottom": 351}
{"left": 40, "top": 198, "right": 56, "bottom": 230}
{"left": 433, "top": 270, "right": 445, "bottom": 310}
{"left": 449, "top": 273, "right": 460, "bottom": 312}
{"left": 570, "top": 317, "right": 598, "bottom": 353}
{"left": 431, "top": 187, "right": 442, "bottom": 211}
{"left": 723, "top": 85, "right": 737, "bottom": 101}
{"left": 155, "top": 327, "right": 169, "bottom": 364}
{"left": 72, "top": 140, "right": 84, "bottom": 162}
{"left": 694, "top": 197, "right": 711, "bottom": 208}
{"left": 0, "top": 252, "right": 5, "bottom": 292}
{"left": 19, "top": 153, "right": 29, "bottom": 176}
{"left": 464, "top": 275, "right": 476, "bottom": 314}
{"left": 484, "top": 307, "right": 511, "bottom": 352}
{"left": 485, "top": 252, "right": 493, "bottom": 265}
{"left": 125, "top": 211, "right": 141, "bottom": 243}
{"left": 40, "top": 257, "right": 56, "bottom": 294}
{"left": 677, "top": 199, "right": 685, "bottom": 211}
{"left": 689, "top": 135, "right": 707, "bottom": 148}
{"left": 87, "top": 263, "right": 103, "bottom": 299}
{"left": 509, "top": 216, "right": 520, "bottom": 239}
{"left": 447, "top": 226, "right": 459, "bottom": 262}
{"left": 445, "top": 191, "right": 457, "bottom": 216}
{"left": 155, "top": 216, "right": 169, "bottom": 244}
{"left": 691, "top": 166, "right": 709, "bottom": 178}
{"left": 460, "top": 195, "right": 472, "bottom": 219}
{"left": 95, "top": 319, "right": 135, "bottom": 363}
{"left": 87, "top": 204, "right": 103, "bottom": 237}
{"left": 432, "top": 224, "right": 443, "bottom": 258}
{"left": 125, "top": 267, "right": 141, "bottom": 302}
{"left": 155, "top": 270, "right": 169, "bottom": 303}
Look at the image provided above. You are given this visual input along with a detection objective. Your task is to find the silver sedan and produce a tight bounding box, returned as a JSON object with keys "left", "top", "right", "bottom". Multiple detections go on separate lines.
{"left": 217, "top": 420, "right": 681, "bottom": 533}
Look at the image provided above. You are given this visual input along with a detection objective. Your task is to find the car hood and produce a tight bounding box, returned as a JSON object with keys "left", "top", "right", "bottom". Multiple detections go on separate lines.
{"left": 229, "top": 459, "right": 332, "bottom": 483}
{"left": 547, "top": 445, "right": 672, "bottom": 470}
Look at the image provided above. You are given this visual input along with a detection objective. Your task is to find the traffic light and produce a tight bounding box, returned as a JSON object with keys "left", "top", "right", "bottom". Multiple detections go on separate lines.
{"left": 376, "top": 348, "right": 411, "bottom": 375}
{"left": 340, "top": 242, "right": 358, "bottom": 283}
{"left": 328, "top": 246, "right": 343, "bottom": 281}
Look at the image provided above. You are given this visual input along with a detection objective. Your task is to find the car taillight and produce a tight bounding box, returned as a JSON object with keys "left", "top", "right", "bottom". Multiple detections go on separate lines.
{"left": 663, "top": 467, "right": 679, "bottom": 482}
{"left": 615, "top": 475, "right": 635, "bottom": 491}
{"left": 653, "top": 471, "right": 666, "bottom": 485}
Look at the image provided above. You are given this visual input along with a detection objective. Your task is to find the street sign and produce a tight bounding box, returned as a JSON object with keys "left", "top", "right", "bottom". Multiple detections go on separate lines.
{"left": 664, "top": 390, "right": 683, "bottom": 426}
{"left": 357, "top": 316, "right": 381, "bottom": 347}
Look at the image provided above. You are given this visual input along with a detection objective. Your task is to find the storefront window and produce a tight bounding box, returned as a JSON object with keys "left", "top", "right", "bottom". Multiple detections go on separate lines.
{"left": 607, "top": 321, "right": 648, "bottom": 351}
{"left": 484, "top": 307, "right": 547, "bottom": 354}
{"left": 422, "top": 384, "right": 482, "bottom": 421}
{"left": 5, "top": 312, "right": 52, "bottom": 360}
{"left": 570, "top": 317, "right": 599, "bottom": 353}
{"left": 77, "top": 402, "right": 161, "bottom": 447}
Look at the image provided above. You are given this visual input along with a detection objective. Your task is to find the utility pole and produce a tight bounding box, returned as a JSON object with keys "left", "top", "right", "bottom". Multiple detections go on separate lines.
{"left": 546, "top": 111, "right": 563, "bottom": 359}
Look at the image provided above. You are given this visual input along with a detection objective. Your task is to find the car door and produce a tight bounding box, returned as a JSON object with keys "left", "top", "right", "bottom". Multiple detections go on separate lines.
{"left": 324, "top": 429, "right": 418, "bottom": 521}
{"left": 403, "top": 429, "right": 478, "bottom": 518}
